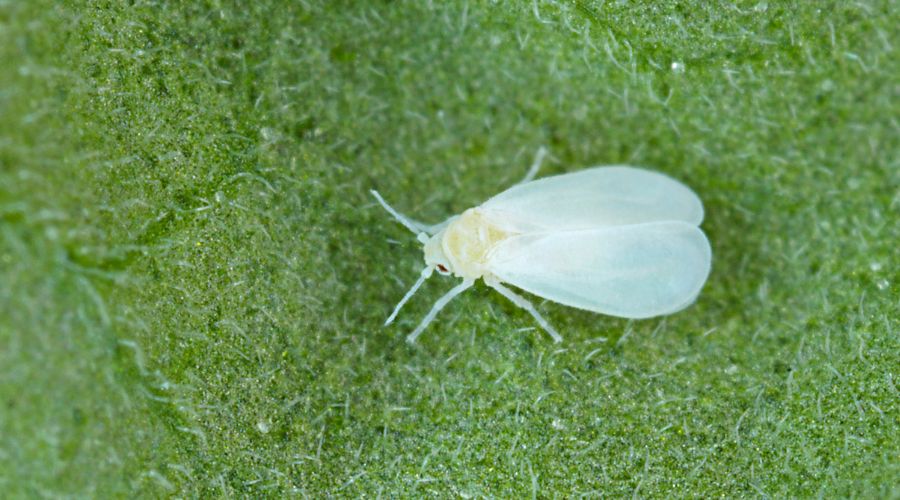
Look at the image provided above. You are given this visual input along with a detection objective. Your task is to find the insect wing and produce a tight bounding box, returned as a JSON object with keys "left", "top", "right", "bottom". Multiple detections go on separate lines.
{"left": 486, "top": 222, "right": 711, "bottom": 318}
{"left": 480, "top": 166, "right": 703, "bottom": 232}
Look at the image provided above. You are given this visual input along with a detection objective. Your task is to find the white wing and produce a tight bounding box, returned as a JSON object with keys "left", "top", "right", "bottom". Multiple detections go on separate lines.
{"left": 486, "top": 222, "right": 711, "bottom": 318}
{"left": 480, "top": 166, "right": 703, "bottom": 232}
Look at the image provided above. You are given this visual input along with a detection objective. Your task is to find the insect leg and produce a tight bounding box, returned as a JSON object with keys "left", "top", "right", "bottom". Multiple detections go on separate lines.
{"left": 486, "top": 279, "right": 563, "bottom": 343}
{"left": 518, "top": 146, "right": 548, "bottom": 184}
{"left": 407, "top": 278, "right": 475, "bottom": 344}
{"left": 385, "top": 266, "right": 434, "bottom": 326}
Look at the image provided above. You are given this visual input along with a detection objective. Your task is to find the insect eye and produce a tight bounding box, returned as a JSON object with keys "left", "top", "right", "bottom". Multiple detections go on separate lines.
{"left": 437, "top": 264, "right": 449, "bottom": 273}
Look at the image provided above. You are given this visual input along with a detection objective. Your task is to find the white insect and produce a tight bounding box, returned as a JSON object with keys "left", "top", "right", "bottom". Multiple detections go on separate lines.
{"left": 372, "top": 148, "right": 711, "bottom": 343}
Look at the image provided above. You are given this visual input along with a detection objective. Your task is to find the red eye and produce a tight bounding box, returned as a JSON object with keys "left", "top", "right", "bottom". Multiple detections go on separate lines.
{"left": 437, "top": 264, "right": 448, "bottom": 273}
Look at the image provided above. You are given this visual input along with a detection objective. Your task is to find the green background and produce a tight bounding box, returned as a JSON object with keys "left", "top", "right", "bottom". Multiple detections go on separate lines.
{"left": 2, "top": 0, "right": 897, "bottom": 496}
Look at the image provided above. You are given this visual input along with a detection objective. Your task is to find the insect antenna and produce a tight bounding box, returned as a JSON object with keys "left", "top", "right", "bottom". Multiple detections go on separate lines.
{"left": 370, "top": 190, "right": 429, "bottom": 236}
{"left": 385, "top": 266, "right": 434, "bottom": 326}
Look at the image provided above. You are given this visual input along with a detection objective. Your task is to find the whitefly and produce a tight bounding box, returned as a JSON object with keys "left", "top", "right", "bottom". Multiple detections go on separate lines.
{"left": 372, "top": 148, "right": 712, "bottom": 343}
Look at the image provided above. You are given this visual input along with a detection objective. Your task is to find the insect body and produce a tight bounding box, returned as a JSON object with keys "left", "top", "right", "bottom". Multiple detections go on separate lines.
{"left": 372, "top": 151, "right": 711, "bottom": 343}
